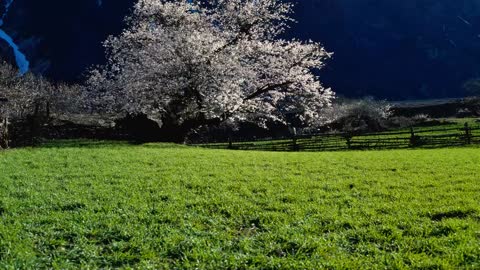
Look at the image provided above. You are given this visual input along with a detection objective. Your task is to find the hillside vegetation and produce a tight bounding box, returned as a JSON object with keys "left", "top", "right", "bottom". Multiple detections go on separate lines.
{"left": 0, "top": 141, "right": 479, "bottom": 268}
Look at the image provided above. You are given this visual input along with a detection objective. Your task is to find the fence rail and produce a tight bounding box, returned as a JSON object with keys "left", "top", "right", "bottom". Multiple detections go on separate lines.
{"left": 194, "top": 123, "right": 480, "bottom": 152}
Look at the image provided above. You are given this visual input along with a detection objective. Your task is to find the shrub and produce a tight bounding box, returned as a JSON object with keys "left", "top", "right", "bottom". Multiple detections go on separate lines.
{"left": 319, "top": 97, "right": 392, "bottom": 133}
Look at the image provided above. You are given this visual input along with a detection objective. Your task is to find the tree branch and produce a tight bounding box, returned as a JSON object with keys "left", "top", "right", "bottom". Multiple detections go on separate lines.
{"left": 213, "top": 21, "right": 258, "bottom": 54}
{"left": 244, "top": 81, "right": 293, "bottom": 101}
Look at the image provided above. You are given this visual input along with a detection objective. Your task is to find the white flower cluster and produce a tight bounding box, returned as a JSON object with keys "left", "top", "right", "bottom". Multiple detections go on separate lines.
{"left": 0, "top": 62, "right": 90, "bottom": 121}
{"left": 0, "top": 62, "right": 53, "bottom": 120}
{"left": 88, "top": 0, "right": 334, "bottom": 130}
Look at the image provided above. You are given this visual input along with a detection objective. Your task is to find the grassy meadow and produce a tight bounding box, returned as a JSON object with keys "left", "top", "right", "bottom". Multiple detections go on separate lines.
{"left": 0, "top": 141, "right": 479, "bottom": 268}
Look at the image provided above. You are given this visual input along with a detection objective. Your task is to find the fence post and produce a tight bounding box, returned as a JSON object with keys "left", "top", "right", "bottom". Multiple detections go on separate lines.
{"left": 464, "top": 122, "right": 472, "bottom": 145}
{"left": 289, "top": 127, "right": 299, "bottom": 151}
{"left": 292, "top": 136, "right": 299, "bottom": 151}
{"left": 345, "top": 134, "right": 352, "bottom": 149}
{"left": 409, "top": 127, "right": 418, "bottom": 147}
{"left": 228, "top": 137, "right": 233, "bottom": 149}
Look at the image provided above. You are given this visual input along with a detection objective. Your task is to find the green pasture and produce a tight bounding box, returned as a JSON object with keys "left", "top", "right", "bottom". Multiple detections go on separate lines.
{"left": 0, "top": 141, "right": 479, "bottom": 269}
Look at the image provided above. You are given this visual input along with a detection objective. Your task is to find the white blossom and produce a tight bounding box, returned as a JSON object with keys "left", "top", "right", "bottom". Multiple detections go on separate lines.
{"left": 88, "top": 0, "right": 334, "bottom": 133}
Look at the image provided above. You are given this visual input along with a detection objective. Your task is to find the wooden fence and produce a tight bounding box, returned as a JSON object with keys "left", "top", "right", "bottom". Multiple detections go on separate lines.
{"left": 195, "top": 123, "right": 480, "bottom": 152}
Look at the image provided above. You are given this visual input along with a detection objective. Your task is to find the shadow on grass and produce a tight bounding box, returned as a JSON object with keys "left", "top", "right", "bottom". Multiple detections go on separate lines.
{"left": 198, "top": 141, "right": 479, "bottom": 153}
{"left": 30, "top": 138, "right": 480, "bottom": 152}
{"left": 429, "top": 209, "right": 477, "bottom": 221}
{"left": 37, "top": 139, "right": 187, "bottom": 149}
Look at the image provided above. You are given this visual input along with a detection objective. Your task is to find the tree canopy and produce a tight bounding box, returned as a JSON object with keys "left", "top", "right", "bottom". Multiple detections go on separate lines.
{"left": 88, "top": 0, "right": 334, "bottom": 137}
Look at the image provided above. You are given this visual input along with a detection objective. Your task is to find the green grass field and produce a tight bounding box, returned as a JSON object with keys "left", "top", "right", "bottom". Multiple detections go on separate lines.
{"left": 0, "top": 141, "right": 479, "bottom": 269}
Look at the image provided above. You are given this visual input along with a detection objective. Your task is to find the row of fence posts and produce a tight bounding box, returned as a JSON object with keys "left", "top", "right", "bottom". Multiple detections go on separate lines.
{"left": 226, "top": 123, "right": 475, "bottom": 151}
{"left": 410, "top": 123, "right": 473, "bottom": 147}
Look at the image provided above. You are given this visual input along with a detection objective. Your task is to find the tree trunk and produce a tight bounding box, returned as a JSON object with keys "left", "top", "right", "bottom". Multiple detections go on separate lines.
{"left": 117, "top": 113, "right": 224, "bottom": 143}
{"left": 0, "top": 117, "right": 9, "bottom": 149}
{"left": 159, "top": 115, "right": 222, "bottom": 143}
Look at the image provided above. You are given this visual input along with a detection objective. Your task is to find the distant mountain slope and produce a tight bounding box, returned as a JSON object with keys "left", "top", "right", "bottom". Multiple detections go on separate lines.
{"left": 290, "top": 0, "right": 480, "bottom": 99}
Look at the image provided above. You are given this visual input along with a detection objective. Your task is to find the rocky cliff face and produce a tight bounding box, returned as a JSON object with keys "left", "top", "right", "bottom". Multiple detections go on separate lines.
{"left": 1, "top": 0, "right": 480, "bottom": 99}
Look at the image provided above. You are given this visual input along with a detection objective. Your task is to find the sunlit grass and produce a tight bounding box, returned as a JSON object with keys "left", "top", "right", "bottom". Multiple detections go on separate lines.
{"left": 0, "top": 141, "right": 479, "bottom": 268}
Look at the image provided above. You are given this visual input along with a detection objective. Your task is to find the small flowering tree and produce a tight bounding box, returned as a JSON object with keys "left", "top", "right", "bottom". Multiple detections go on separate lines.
{"left": 0, "top": 62, "right": 55, "bottom": 147}
{"left": 89, "top": 0, "right": 334, "bottom": 140}
{"left": 317, "top": 97, "right": 393, "bottom": 133}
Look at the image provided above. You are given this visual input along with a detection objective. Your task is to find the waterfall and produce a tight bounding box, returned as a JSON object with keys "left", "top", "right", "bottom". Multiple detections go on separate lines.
{"left": 0, "top": 0, "right": 29, "bottom": 74}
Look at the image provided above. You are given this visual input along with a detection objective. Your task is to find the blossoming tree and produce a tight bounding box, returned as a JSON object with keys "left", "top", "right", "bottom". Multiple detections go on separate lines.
{"left": 89, "top": 0, "right": 334, "bottom": 140}
{"left": 0, "top": 62, "right": 55, "bottom": 147}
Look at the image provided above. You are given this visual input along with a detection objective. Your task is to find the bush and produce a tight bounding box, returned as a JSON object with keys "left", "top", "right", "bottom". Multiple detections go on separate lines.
{"left": 320, "top": 97, "right": 392, "bottom": 133}
{"left": 386, "top": 116, "right": 416, "bottom": 129}
{"left": 463, "top": 97, "right": 480, "bottom": 116}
